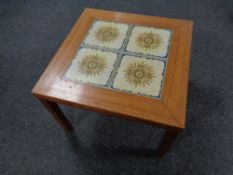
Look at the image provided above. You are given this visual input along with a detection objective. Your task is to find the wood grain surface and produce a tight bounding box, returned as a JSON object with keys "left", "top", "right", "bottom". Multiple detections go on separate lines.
{"left": 32, "top": 8, "right": 193, "bottom": 130}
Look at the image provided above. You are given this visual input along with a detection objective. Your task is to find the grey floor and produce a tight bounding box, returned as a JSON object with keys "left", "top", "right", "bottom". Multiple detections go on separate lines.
{"left": 1, "top": 0, "right": 233, "bottom": 174}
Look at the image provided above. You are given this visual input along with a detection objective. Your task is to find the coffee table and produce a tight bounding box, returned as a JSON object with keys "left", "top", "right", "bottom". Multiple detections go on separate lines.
{"left": 32, "top": 8, "right": 193, "bottom": 157}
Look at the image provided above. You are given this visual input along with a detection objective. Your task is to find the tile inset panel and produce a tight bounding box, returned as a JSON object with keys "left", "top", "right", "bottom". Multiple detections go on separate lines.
{"left": 112, "top": 55, "right": 165, "bottom": 97}
{"left": 64, "top": 48, "right": 118, "bottom": 86}
{"left": 64, "top": 20, "right": 172, "bottom": 98}
{"left": 83, "top": 21, "right": 129, "bottom": 49}
{"left": 126, "top": 26, "right": 171, "bottom": 57}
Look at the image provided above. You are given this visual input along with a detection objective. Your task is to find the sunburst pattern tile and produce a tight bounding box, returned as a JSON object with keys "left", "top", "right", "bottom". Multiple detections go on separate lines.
{"left": 83, "top": 21, "right": 129, "bottom": 49}
{"left": 126, "top": 26, "right": 171, "bottom": 57}
{"left": 112, "top": 55, "right": 165, "bottom": 97}
{"left": 64, "top": 48, "right": 118, "bottom": 86}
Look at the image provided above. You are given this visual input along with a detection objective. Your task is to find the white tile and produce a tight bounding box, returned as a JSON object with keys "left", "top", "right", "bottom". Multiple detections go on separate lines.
{"left": 112, "top": 55, "right": 165, "bottom": 97}
{"left": 65, "top": 48, "right": 118, "bottom": 86}
{"left": 83, "top": 21, "right": 129, "bottom": 49}
{"left": 126, "top": 26, "right": 171, "bottom": 57}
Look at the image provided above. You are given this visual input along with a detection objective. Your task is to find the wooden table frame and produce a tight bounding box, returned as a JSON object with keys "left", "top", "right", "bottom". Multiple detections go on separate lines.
{"left": 32, "top": 8, "right": 193, "bottom": 157}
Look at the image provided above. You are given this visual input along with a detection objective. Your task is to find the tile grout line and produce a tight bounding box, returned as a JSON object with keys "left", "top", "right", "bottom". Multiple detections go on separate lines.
{"left": 80, "top": 43, "right": 120, "bottom": 53}
{"left": 106, "top": 25, "right": 134, "bottom": 88}
{"left": 122, "top": 50, "right": 167, "bottom": 62}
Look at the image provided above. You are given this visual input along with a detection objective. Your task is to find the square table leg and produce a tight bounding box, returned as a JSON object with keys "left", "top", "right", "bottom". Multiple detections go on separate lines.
{"left": 156, "top": 129, "right": 181, "bottom": 157}
{"left": 39, "top": 98, "right": 74, "bottom": 132}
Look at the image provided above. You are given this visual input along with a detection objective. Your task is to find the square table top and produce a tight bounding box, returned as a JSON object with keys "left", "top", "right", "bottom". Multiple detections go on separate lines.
{"left": 32, "top": 8, "right": 193, "bottom": 130}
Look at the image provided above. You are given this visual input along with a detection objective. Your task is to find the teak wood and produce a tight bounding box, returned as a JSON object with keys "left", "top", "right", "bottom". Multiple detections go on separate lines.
{"left": 32, "top": 8, "right": 193, "bottom": 156}
{"left": 39, "top": 99, "right": 73, "bottom": 132}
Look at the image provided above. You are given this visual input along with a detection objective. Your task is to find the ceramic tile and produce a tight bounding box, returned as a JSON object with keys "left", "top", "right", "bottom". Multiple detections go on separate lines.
{"left": 83, "top": 21, "right": 129, "bottom": 49}
{"left": 112, "top": 55, "right": 165, "bottom": 97}
{"left": 126, "top": 26, "right": 171, "bottom": 57}
{"left": 64, "top": 47, "right": 118, "bottom": 86}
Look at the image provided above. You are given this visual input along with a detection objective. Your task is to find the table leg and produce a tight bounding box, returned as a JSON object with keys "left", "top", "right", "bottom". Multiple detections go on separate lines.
{"left": 156, "top": 129, "right": 181, "bottom": 157}
{"left": 39, "top": 98, "right": 74, "bottom": 132}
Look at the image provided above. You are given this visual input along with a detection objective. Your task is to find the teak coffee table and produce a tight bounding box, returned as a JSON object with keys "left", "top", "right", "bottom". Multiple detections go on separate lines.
{"left": 32, "top": 8, "right": 193, "bottom": 157}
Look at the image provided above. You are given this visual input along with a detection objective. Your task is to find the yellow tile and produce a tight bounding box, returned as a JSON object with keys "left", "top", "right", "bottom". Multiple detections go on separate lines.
{"left": 112, "top": 55, "right": 165, "bottom": 97}
{"left": 126, "top": 26, "right": 171, "bottom": 57}
{"left": 84, "top": 21, "right": 129, "bottom": 50}
{"left": 65, "top": 48, "right": 118, "bottom": 86}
